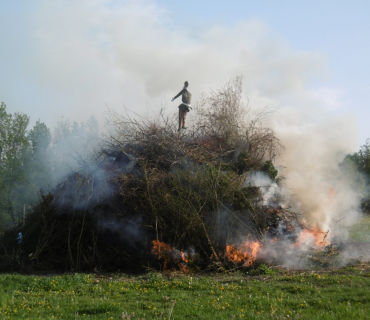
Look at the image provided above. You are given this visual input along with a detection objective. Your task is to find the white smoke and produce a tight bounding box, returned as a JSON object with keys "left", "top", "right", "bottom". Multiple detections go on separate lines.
{"left": 1, "top": 0, "right": 325, "bottom": 128}
{"left": 247, "top": 127, "right": 362, "bottom": 240}
{"left": 245, "top": 140, "right": 364, "bottom": 267}
{"left": 1, "top": 1, "right": 365, "bottom": 261}
{"left": 271, "top": 112, "right": 361, "bottom": 235}
{"left": 245, "top": 172, "right": 289, "bottom": 208}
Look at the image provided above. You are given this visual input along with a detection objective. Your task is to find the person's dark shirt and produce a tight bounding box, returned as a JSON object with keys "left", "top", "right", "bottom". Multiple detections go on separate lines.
{"left": 173, "top": 88, "right": 192, "bottom": 104}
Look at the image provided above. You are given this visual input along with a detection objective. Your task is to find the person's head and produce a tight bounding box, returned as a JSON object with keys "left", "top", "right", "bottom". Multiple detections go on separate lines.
{"left": 184, "top": 81, "right": 189, "bottom": 88}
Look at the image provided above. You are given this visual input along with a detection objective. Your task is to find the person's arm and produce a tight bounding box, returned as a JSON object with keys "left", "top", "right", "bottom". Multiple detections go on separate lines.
{"left": 171, "top": 89, "right": 184, "bottom": 101}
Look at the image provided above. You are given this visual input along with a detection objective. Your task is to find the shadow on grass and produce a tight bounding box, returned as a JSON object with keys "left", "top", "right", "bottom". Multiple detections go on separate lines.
{"left": 77, "top": 306, "right": 119, "bottom": 315}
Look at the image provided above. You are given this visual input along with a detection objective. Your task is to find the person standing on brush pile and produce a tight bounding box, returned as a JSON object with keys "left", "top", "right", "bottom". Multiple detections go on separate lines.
{"left": 171, "top": 81, "right": 192, "bottom": 131}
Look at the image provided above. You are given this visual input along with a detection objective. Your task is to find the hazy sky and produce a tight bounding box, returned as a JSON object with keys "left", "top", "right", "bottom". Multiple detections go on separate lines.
{"left": 1, "top": 0, "right": 369, "bottom": 146}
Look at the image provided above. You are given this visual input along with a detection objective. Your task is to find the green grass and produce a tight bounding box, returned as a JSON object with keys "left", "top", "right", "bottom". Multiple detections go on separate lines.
{"left": 1, "top": 264, "right": 370, "bottom": 319}
{"left": 349, "top": 215, "right": 370, "bottom": 242}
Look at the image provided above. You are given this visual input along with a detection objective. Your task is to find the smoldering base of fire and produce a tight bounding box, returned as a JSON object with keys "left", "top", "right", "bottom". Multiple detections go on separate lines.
{"left": 0, "top": 78, "right": 366, "bottom": 273}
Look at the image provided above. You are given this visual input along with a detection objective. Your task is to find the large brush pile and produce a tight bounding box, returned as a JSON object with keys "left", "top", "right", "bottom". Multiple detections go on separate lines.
{"left": 0, "top": 77, "right": 289, "bottom": 273}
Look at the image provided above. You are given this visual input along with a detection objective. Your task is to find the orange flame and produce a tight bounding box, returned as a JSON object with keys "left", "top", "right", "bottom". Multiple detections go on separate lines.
{"left": 294, "top": 228, "right": 330, "bottom": 248}
{"left": 151, "top": 240, "right": 190, "bottom": 272}
{"left": 226, "top": 240, "right": 262, "bottom": 267}
{"left": 151, "top": 240, "right": 174, "bottom": 258}
{"left": 179, "top": 263, "right": 188, "bottom": 273}
{"left": 270, "top": 237, "right": 278, "bottom": 245}
{"left": 180, "top": 250, "right": 189, "bottom": 263}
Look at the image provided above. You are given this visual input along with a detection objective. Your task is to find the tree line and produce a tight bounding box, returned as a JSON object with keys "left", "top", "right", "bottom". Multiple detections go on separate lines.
{"left": 0, "top": 102, "right": 99, "bottom": 230}
{"left": 344, "top": 140, "right": 370, "bottom": 213}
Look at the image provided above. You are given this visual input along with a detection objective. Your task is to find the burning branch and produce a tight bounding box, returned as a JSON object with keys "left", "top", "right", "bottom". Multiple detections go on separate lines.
{"left": 226, "top": 239, "right": 262, "bottom": 267}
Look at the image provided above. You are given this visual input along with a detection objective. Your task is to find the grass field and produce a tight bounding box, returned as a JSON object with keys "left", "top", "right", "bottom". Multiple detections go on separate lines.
{"left": 349, "top": 215, "right": 370, "bottom": 242}
{"left": 1, "top": 264, "right": 370, "bottom": 320}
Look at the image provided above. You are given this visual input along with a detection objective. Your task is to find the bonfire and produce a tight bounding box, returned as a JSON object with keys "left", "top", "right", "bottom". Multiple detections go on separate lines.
{"left": 0, "top": 77, "right": 340, "bottom": 273}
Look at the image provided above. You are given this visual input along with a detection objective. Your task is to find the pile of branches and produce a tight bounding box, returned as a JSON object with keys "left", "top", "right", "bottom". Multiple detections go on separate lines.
{"left": 0, "top": 77, "right": 286, "bottom": 273}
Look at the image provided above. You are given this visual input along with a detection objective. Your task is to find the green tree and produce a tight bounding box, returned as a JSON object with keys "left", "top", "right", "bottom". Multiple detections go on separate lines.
{"left": 29, "top": 120, "right": 51, "bottom": 156}
{"left": 355, "top": 139, "right": 370, "bottom": 176}
{"left": 344, "top": 140, "right": 370, "bottom": 213}
{"left": 22, "top": 120, "right": 53, "bottom": 204}
{"left": 0, "top": 104, "right": 100, "bottom": 230}
{"left": 0, "top": 102, "right": 31, "bottom": 227}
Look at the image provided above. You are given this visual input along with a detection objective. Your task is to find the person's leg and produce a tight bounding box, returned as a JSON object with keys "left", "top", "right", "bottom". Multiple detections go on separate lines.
{"left": 178, "top": 110, "right": 183, "bottom": 131}
{"left": 182, "top": 111, "right": 188, "bottom": 128}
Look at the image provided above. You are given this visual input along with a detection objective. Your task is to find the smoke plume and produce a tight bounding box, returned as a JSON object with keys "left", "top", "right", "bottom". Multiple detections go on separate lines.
{"left": 271, "top": 112, "right": 360, "bottom": 236}
{"left": 2, "top": 0, "right": 325, "bottom": 127}
{"left": 1, "top": 1, "right": 365, "bottom": 266}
